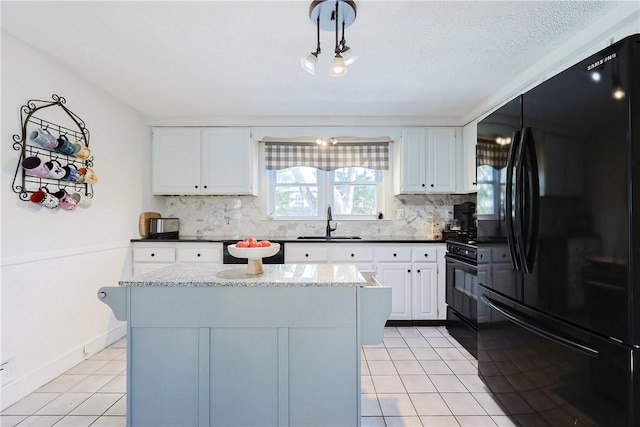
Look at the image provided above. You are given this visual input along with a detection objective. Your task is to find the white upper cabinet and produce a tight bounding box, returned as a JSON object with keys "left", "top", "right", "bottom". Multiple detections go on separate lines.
{"left": 152, "top": 127, "right": 257, "bottom": 195}
{"left": 201, "top": 128, "right": 256, "bottom": 195}
{"left": 458, "top": 120, "right": 477, "bottom": 193}
{"left": 396, "top": 127, "right": 458, "bottom": 194}
{"left": 152, "top": 128, "right": 202, "bottom": 195}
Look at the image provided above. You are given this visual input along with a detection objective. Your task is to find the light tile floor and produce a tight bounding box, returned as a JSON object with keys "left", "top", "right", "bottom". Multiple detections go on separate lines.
{"left": 1, "top": 326, "right": 514, "bottom": 427}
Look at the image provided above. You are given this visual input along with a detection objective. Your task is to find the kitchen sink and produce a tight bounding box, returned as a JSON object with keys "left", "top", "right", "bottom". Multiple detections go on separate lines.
{"left": 297, "top": 236, "right": 362, "bottom": 240}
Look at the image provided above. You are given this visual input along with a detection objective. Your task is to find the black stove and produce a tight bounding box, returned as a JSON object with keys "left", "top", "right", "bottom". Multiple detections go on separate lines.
{"left": 444, "top": 230, "right": 477, "bottom": 263}
{"left": 444, "top": 230, "right": 478, "bottom": 358}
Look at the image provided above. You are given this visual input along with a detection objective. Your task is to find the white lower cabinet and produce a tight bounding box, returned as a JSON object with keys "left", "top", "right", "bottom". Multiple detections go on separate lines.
{"left": 374, "top": 243, "right": 445, "bottom": 320}
{"left": 412, "top": 262, "right": 438, "bottom": 319}
{"left": 132, "top": 242, "right": 222, "bottom": 277}
{"left": 375, "top": 262, "right": 412, "bottom": 320}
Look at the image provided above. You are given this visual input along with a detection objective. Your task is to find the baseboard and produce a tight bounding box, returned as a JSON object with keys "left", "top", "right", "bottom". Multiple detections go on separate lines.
{"left": 385, "top": 320, "right": 447, "bottom": 327}
{"left": 0, "top": 324, "right": 126, "bottom": 411}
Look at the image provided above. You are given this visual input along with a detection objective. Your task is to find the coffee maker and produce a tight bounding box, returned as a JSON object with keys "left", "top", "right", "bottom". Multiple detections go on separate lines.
{"left": 453, "top": 202, "right": 476, "bottom": 232}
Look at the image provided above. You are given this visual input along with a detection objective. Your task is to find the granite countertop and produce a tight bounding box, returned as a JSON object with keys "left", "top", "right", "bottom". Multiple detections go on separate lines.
{"left": 119, "top": 263, "right": 367, "bottom": 287}
{"left": 131, "top": 235, "right": 446, "bottom": 243}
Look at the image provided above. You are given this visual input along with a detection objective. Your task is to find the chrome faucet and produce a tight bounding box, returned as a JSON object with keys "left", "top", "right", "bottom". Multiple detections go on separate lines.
{"left": 326, "top": 205, "right": 337, "bottom": 238}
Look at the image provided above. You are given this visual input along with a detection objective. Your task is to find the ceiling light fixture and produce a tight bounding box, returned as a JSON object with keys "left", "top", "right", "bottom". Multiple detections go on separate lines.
{"left": 301, "top": 0, "right": 357, "bottom": 78}
{"left": 315, "top": 137, "right": 339, "bottom": 146}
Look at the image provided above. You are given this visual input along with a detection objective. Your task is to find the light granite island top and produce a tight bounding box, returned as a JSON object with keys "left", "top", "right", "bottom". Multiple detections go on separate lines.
{"left": 118, "top": 263, "right": 367, "bottom": 287}
{"left": 99, "top": 263, "right": 391, "bottom": 427}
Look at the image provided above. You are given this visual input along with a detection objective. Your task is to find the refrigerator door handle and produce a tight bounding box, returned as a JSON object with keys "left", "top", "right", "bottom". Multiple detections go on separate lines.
{"left": 481, "top": 294, "right": 600, "bottom": 358}
{"left": 505, "top": 129, "right": 523, "bottom": 271}
{"left": 521, "top": 127, "right": 540, "bottom": 273}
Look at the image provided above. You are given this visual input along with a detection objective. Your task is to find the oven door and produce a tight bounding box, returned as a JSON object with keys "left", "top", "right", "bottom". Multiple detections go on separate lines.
{"left": 445, "top": 253, "right": 478, "bottom": 326}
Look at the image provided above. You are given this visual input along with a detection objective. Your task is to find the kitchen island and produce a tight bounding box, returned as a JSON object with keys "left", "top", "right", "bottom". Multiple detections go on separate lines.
{"left": 98, "top": 263, "right": 391, "bottom": 427}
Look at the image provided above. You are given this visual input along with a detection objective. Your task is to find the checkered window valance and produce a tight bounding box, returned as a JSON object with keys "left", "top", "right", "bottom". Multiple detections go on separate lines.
{"left": 477, "top": 139, "right": 510, "bottom": 169}
{"left": 263, "top": 139, "right": 390, "bottom": 171}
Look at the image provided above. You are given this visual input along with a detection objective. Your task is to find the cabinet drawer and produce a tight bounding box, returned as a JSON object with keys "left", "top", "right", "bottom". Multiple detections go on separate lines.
{"left": 331, "top": 246, "right": 373, "bottom": 262}
{"left": 178, "top": 246, "right": 221, "bottom": 263}
{"left": 411, "top": 247, "right": 438, "bottom": 262}
{"left": 134, "top": 247, "right": 176, "bottom": 263}
{"left": 477, "top": 248, "right": 491, "bottom": 263}
{"left": 491, "top": 247, "right": 511, "bottom": 263}
{"left": 286, "top": 245, "right": 329, "bottom": 262}
{"left": 374, "top": 247, "right": 411, "bottom": 262}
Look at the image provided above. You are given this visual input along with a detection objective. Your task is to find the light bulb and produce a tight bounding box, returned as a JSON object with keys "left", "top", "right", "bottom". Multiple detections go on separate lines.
{"left": 300, "top": 53, "right": 318, "bottom": 75}
{"left": 329, "top": 56, "right": 348, "bottom": 77}
{"left": 612, "top": 85, "right": 625, "bottom": 100}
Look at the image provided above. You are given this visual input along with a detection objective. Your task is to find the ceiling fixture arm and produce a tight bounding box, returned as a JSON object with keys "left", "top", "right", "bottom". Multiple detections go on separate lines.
{"left": 334, "top": 1, "right": 340, "bottom": 56}
{"left": 315, "top": 15, "right": 321, "bottom": 55}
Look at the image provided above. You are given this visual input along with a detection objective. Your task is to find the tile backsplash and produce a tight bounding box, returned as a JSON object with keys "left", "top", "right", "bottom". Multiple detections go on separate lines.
{"left": 165, "top": 194, "right": 476, "bottom": 238}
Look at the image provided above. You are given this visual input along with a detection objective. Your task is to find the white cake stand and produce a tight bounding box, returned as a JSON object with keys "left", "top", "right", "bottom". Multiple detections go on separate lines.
{"left": 227, "top": 243, "right": 281, "bottom": 275}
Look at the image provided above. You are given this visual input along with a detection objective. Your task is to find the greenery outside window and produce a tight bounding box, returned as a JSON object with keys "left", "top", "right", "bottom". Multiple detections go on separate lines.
{"left": 269, "top": 166, "right": 383, "bottom": 220}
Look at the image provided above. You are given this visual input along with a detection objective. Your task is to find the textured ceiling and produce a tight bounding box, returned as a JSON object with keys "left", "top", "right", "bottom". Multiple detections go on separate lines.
{"left": 0, "top": 1, "right": 632, "bottom": 121}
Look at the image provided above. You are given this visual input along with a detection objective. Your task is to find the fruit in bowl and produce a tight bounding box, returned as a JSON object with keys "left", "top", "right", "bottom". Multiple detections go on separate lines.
{"left": 235, "top": 237, "right": 271, "bottom": 248}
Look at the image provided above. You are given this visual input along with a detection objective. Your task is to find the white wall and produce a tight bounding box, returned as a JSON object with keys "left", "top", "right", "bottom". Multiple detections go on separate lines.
{"left": 1, "top": 32, "right": 149, "bottom": 409}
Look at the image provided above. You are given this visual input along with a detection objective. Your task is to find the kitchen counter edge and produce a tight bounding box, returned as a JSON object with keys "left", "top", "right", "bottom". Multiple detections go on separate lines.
{"left": 131, "top": 236, "right": 446, "bottom": 243}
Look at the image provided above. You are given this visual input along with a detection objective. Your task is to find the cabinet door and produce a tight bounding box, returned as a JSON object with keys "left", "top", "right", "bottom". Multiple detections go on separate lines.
{"left": 459, "top": 121, "right": 477, "bottom": 193}
{"left": 152, "top": 128, "right": 202, "bottom": 195}
{"left": 376, "top": 263, "right": 412, "bottom": 320}
{"left": 426, "top": 128, "right": 457, "bottom": 193}
{"left": 201, "top": 128, "right": 256, "bottom": 195}
{"left": 412, "top": 262, "right": 438, "bottom": 319}
{"left": 400, "top": 128, "right": 427, "bottom": 193}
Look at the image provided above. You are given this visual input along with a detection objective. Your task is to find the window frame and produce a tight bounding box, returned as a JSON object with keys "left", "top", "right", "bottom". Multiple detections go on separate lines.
{"left": 266, "top": 167, "right": 386, "bottom": 221}
{"left": 476, "top": 165, "right": 502, "bottom": 220}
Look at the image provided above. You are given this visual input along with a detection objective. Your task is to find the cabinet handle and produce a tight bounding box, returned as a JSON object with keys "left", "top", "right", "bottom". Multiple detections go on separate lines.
{"left": 407, "top": 269, "right": 411, "bottom": 273}
{"left": 197, "top": 253, "right": 201, "bottom": 257}
{"left": 417, "top": 269, "right": 421, "bottom": 273}
{"left": 430, "top": 184, "right": 434, "bottom": 187}
{"left": 204, "top": 185, "right": 207, "bottom": 189}
{"left": 393, "top": 253, "right": 397, "bottom": 257}
{"left": 151, "top": 253, "right": 155, "bottom": 257}
{"left": 421, "top": 184, "right": 425, "bottom": 187}
{"left": 424, "top": 253, "right": 429, "bottom": 258}
{"left": 351, "top": 253, "right": 355, "bottom": 257}
{"left": 472, "top": 182, "right": 477, "bottom": 185}
{"left": 305, "top": 254, "right": 309, "bottom": 257}
{"left": 195, "top": 185, "right": 198, "bottom": 189}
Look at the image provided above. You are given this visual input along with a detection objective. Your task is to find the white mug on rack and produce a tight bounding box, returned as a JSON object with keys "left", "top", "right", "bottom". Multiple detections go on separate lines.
{"left": 30, "top": 128, "right": 58, "bottom": 149}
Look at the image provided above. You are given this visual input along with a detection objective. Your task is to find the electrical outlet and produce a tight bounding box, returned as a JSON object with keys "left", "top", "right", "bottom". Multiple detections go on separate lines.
{"left": 396, "top": 209, "right": 405, "bottom": 220}
{"left": 83, "top": 345, "right": 89, "bottom": 357}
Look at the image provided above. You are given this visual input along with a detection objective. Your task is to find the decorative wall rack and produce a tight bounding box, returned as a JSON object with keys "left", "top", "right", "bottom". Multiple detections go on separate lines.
{"left": 11, "top": 94, "right": 95, "bottom": 204}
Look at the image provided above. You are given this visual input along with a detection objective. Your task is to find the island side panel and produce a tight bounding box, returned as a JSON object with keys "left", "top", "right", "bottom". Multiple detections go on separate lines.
{"left": 129, "top": 327, "right": 200, "bottom": 426}
{"left": 127, "top": 285, "right": 360, "bottom": 427}
{"left": 288, "top": 327, "right": 359, "bottom": 427}
{"left": 210, "top": 327, "right": 279, "bottom": 427}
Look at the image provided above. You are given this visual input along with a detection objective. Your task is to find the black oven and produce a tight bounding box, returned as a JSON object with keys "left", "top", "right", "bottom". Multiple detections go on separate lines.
{"left": 222, "top": 240, "right": 286, "bottom": 264}
{"left": 445, "top": 240, "right": 478, "bottom": 358}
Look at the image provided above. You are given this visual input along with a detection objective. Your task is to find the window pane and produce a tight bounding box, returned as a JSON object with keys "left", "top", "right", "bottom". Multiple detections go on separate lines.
{"left": 275, "top": 186, "right": 318, "bottom": 217}
{"left": 334, "top": 167, "right": 376, "bottom": 183}
{"left": 334, "top": 185, "right": 377, "bottom": 215}
{"left": 276, "top": 167, "right": 317, "bottom": 184}
{"left": 477, "top": 165, "right": 495, "bottom": 182}
{"left": 477, "top": 183, "right": 495, "bottom": 215}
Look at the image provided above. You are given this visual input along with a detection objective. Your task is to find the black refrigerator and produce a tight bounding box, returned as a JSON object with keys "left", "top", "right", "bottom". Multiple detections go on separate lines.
{"left": 476, "top": 33, "right": 639, "bottom": 427}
